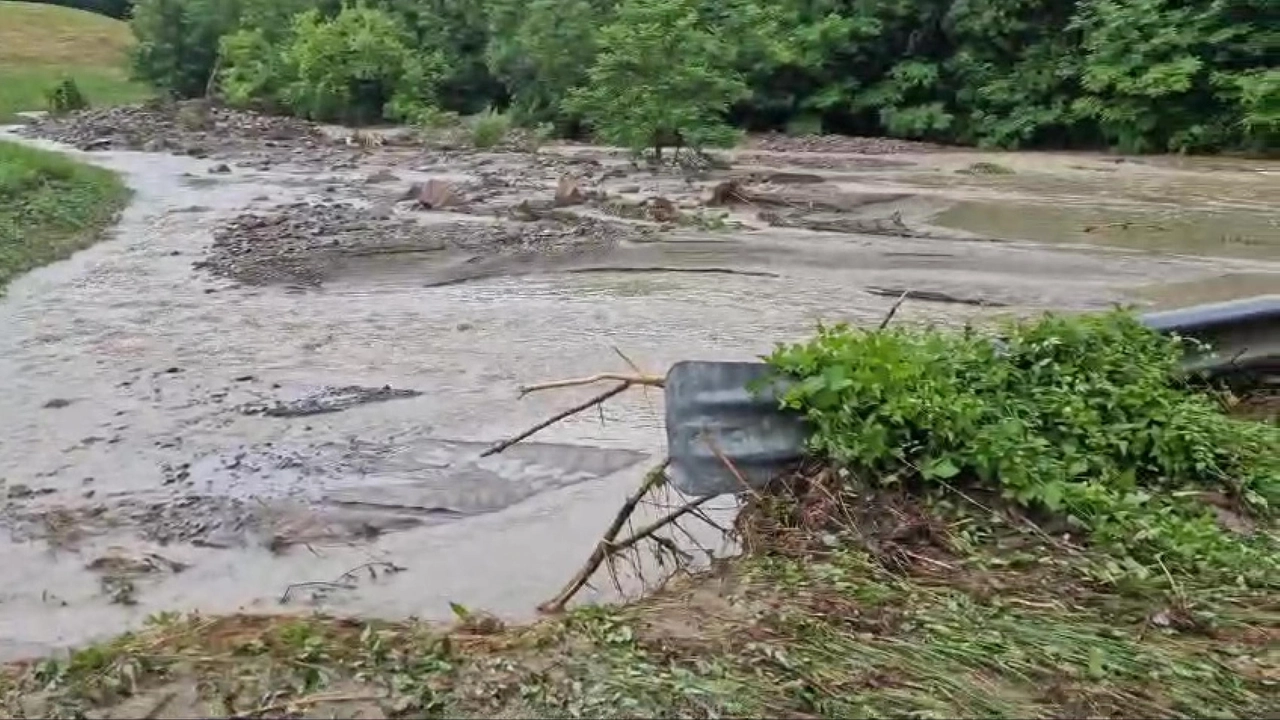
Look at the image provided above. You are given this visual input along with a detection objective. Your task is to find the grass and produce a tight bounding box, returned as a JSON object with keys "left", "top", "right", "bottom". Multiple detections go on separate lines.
{"left": 2, "top": 530, "right": 1276, "bottom": 718}
{"left": 0, "top": 140, "right": 130, "bottom": 290}
{"left": 0, "top": 1, "right": 152, "bottom": 122}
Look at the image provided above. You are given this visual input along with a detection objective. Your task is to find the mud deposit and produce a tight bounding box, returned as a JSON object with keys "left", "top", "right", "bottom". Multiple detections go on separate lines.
{"left": 2, "top": 105, "right": 1278, "bottom": 661}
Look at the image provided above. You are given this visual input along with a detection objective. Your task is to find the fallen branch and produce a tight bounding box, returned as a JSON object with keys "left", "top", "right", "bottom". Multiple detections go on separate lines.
{"left": 564, "top": 266, "right": 780, "bottom": 279}
{"left": 481, "top": 382, "right": 632, "bottom": 457}
{"left": 519, "top": 372, "right": 665, "bottom": 396}
{"left": 538, "top": 461, "right": 670, "bottom": 613}
{"left": 866, "top": 286, "right": 1007, "bottom": 308}
{"left": 878, "top": 289, "right": 910, "bottom": 330}
{"left": 279, "top": 561, "right": 405, "bottom": 604}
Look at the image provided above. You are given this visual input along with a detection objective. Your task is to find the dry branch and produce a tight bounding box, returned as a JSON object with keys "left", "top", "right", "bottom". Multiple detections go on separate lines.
{"left": 481, "top": 382, "right": 632, "bottom": 457}
{"left": 878, "top": 289, "right": 910, "bottom": 330}
{"left": 519, "top": 372, "right": 664, "bottom": 396}
{"left": 538, "top": 461, "right": 670, "bottom": 613}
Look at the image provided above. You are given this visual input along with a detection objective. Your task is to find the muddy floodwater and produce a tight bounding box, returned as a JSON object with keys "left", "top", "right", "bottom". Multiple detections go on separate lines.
{"left": 2, "top": 109, "right": 1278, "bottom": 661}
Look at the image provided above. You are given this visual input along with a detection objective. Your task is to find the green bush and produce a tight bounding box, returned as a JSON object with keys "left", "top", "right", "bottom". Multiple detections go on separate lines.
{"left": 281, "top": 5, "right": 441, "bottom": 124}
{"left": 767, "top": 310, "right": 1280, "bottom": 585}
{"left": 468, "top": 107, "right": 510, "bottom": 148}
{"left": 565, "top": 0, "right": 748, "bottom": 159}
{"left": 45, "top": 77, "right": 89, "bottom": 114}
{"left": 129, "top": 0, "right": 240, "bottom": 98}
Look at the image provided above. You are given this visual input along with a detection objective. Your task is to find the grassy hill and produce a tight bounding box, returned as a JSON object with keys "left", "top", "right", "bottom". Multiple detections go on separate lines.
{"left": 0, "top": 1, "right": 151, "bottom": 122}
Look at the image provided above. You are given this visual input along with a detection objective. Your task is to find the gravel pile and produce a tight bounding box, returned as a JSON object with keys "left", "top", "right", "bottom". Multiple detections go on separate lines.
{"left": 198, "top": 200, "right": 649, "bottom": 286}
{"left": 746, "top": 132, "right": 948, "bottom": 155}
{"left": 18, "top": 100, "right": 333, "bottom": 156}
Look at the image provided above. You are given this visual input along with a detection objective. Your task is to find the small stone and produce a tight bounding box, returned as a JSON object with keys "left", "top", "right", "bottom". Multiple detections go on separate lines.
{"left": 43, "top": 398, "right": 73, "bottom": 409}
{"left": 366, "top": 168, "right": 400, "bottom": 184}
{"left": 554, "top": 174, "right": 586, "bottom": 207}
{"left": 208, "top": 163, "right": 231, "bottom": 174}
{"left": 403, "top": 179, "right": 463, "bottom": 209}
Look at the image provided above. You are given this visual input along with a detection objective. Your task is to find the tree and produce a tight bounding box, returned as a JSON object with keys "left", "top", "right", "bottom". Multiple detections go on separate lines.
{"left": 485, "top": 0, "right": 605, "bottom": 129}
{"left": 130, "top": 0, "right": 241, "bottom": 98}
{"left": 565, "top": 0, "right": 749, "bottom": 160}
{"left": 280, "top": 4, "right": 444, "bottom": 124}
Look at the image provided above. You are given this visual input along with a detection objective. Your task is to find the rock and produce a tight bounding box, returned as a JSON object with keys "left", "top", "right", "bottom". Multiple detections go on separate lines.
{"left": 707, "top": 180, "right": 750, "bottom": 206}
{"left": 554, "top": 174, "right": 586, "bottom": 207}
{"left": 617, "top": 184, "right": 641, "bottom": 194}
{"left": 208, "top": 163, "right": 231, "bottom": 174}
{"left": 366, "top": 168, "right": 400, "bottom": 184}
{"left": 765, "top": 172, "right": 827, "bottom": 185}
{"left": 411, "top": 179, "right": 464, "bottom": 209}
{"left": 645, "top": 196, "right": 679, "bottom": 223}
{"left": 42, "top": 398, "right": 73, "bottom": 409}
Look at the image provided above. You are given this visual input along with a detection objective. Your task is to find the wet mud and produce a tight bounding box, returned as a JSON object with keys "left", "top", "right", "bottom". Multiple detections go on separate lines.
{"left": 2, "top": 105, "right": 1278, "bottom": 662}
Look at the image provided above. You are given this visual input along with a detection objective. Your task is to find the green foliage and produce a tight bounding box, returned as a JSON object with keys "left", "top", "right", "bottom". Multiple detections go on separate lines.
{"left": 565, "top": 0, "right": 748, "bottom": 157}
{"left": 45, "top": 76, "right": 89, "bottom": 114}
{"left": 280, "top": 5, "right": 441, "bottom": 124}
{"left": 121, "top": 0, "right": 1276, "bottom": 153}
{"left": 485, "top": 0, "right": 604, "bottom": 129}
{"left": 468, "top": 107, "right": 510, "bottom": 149}
{"left": 0, "top": 141, "right": 131, "bottom": 291}
{"left": 767, "top": 310, "right": 1280, "bottom": 585}
{"left": 217, "top": 27, "right": 285, "bottom": 110}
{"left": 129, "top": 0, "right": 240, "bottom": 98}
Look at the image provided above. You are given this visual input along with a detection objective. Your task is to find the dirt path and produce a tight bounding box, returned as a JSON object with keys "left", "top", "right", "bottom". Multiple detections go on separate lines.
{"left": 1, "top": 108, "right": 1277, "bottom": 661}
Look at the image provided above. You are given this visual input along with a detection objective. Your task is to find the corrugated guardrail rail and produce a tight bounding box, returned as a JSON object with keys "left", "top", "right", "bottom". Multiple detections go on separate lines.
{"left": 665, "top": 295, "right": 1280, "bottom": 497}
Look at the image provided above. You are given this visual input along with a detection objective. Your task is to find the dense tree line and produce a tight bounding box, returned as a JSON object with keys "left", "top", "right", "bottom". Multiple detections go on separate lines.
{"left": 25, "top": 0, "right": 134, "bottom": 20}
{"left": 127, "top": 0, "right": 1278, "bottom": 154}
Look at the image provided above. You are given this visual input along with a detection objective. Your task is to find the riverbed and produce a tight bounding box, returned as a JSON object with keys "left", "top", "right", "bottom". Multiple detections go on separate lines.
{"left": 1, "top": 110, "right": 1276, "bottom": 660}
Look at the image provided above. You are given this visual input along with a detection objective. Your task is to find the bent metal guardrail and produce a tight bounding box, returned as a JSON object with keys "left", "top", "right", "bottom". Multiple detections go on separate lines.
{"left": 665, "top": 295, "right": 1280, "bottom": 497}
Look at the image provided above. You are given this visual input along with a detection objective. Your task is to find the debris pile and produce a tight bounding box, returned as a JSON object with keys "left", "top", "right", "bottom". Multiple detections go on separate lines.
{"left": 197, "top": 201, "right": 651, "bottom": 286}
{"left": 746, "top": 131, "right": 949, "bottom": 154}
{"left": 18, "top": 100, "right": 332, "bottom": 156}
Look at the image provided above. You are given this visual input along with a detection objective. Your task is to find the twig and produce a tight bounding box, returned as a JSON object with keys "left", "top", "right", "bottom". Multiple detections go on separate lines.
{"left": 280, "top": 561, "right": 405, "bottom": 604}
{"left": 878, "top": 290, "right": 910, "bottom": 330}
{"left": 239, "top": 692, "right": 386, "bottom": 718}
{"left": 203, "top": 54, "right": 222, "bottom": 100}
{"left": 612, "top": 346, "right": 645, "bottom": 376}
{"left": 481, "top": 382, "right": 631, "bottom": 457}
{"left": 538, "top": 461, "right": 670, "bottom": 613}
{"left": 703, "top": 435, "right": 762, "bottom": 500}
{"left": 603, "top": 495, "right": 717, "bottom": 556}
{"left": 868, "top": 286, "right": 1006, "bottom": 308}
{"left": 613, "top": 345, "right": 661, "bottom": 409}
{"left": 564, "top": 266, "right": 780, "bottom": 279}
{"left": 649, "top": 532, "right": 695, "bottom": 564}
{"left": 519, "top": 373, "right": 664, "bottom": 396}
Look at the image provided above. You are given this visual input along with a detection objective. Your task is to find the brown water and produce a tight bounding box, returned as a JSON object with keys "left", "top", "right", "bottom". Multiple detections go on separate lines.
{"left": 1, "top": 131, "right": 1276, "bottom": 661}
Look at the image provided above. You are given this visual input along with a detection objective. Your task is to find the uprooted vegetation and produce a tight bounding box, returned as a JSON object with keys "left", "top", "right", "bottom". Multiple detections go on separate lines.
{"left": 3, "top": 311, "right": 1277, "bottom": 718}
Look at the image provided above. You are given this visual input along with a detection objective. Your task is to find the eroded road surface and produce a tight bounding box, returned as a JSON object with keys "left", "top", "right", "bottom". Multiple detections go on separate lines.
{"left": 2, "top": 103, "right": 1277, "bottom": 660}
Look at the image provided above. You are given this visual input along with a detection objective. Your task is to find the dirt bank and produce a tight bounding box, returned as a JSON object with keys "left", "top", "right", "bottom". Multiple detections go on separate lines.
{"left": 1, "top": 104, "right": 1277, "bottom": 662}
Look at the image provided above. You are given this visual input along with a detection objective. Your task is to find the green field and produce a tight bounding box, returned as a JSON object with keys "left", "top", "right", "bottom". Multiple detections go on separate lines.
{"left": 0, "top": 140, "right": 130, "bottom": 290}
{"left": 0, "top": 1, "right": 151, "bottom": 122}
